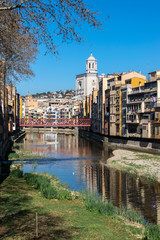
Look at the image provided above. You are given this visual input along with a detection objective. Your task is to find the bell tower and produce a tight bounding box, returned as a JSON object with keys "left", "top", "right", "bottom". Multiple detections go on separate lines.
{"left": 86, "top": 53, "right": 97, "bottom": 74}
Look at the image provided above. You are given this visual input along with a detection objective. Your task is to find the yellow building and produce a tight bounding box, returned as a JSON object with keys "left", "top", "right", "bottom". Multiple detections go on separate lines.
{"left": 20, "top": 97, "right": 23, "bottom": 119}
{"left": 25, "top": 95, "right": 38, "bottom": 118}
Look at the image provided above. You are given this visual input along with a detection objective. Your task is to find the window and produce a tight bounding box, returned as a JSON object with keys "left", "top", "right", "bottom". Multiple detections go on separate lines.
{"left": 156, "top": 126, "right": 159, "bottom": 135}
{"left": 89, "top": 63, "right": 91, "bottom": 69}
{"left": 116, "top": 125, "right": 119, "bottom": 133}
{"left": 92, "top": 63, "right": 94, "bottom": 69}
{"left": 152, "top": 126, "right": 155, "bottom": 135}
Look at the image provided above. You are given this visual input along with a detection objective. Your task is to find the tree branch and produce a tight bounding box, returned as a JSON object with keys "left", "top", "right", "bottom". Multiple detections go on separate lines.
{"left": 0, "top": 0, "right": 26, "bottom": 11}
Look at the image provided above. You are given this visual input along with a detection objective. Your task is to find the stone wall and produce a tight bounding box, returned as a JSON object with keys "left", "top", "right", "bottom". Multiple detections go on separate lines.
{"left": 79, "top": 129, "right": 160, "bottom": 154}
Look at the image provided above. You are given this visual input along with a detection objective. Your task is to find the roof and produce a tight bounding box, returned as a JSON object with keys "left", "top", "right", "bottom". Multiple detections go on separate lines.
{"left": 87, "top": 53, "right": 96, "bottom": 61}
{"left": 148, "top": 70, "right": 160, "bottom": 74}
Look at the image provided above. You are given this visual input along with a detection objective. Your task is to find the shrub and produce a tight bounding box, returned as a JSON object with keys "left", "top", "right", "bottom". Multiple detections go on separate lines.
{"left": 57, "top": 189, "right": 72, "bottom": 200}
{"left": 24, "top": 173, "right": 50, "bottom": 190}
{"left": 144, "top": 224, "right": 160, "bottom": 240}
{"left": 10, "top": 168, "right": 23, "bottom": 178}
{"left": 8, "top": 152, "right": 19, "bottom": 160}
{"left": 41, "top": 185, "right": 57, "bottom": 199}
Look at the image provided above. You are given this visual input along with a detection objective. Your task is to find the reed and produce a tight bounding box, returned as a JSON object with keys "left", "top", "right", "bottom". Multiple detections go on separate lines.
{"left": 144, "top": 224, "right": 160, "bottom": 240}
{"left": 82, "top": 192, "right": 145, "bottom": 225}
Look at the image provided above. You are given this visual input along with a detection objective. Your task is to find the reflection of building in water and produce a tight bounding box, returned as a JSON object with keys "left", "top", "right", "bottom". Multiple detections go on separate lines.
{"left": 81, "top": 162, "right": 160, "bottom": 224}
{"left": 22, "top": 133, "right": 80, "bottom": 156}
{"left": 45, "top": 133, "right": 58, "bottom": 142}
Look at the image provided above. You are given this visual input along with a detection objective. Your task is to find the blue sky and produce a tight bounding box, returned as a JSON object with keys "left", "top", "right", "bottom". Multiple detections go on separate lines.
{"left": 17, "top": 0, "right": 160, "bottom": 96}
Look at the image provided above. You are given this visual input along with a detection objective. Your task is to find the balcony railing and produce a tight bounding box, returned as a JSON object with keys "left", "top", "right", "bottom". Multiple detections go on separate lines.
{"left": 128, "top": 89, "right": 144, "bottom": 95}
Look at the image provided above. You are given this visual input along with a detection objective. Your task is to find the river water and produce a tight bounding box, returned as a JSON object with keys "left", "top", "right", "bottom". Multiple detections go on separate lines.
{"left": 7, "top": 133, "right": 160, "bottom": 225}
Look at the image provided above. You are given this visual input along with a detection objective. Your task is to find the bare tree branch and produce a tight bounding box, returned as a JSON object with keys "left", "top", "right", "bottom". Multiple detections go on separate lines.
{"left": 0, "top": 0, "right": 103, "bottom": 54}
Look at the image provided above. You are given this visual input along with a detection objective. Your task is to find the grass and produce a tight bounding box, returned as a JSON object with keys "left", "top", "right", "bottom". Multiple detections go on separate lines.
{"left": 124, "top": 163, "right": 144, "bottom": 169}
{"left": 0, "top": 169, "right": 146, "bottom": 240}
{"left": 135, "top": 153, "right": 160, "bottom": 161}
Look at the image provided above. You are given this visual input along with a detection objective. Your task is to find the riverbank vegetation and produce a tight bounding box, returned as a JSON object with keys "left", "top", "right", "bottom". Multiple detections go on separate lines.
{"left": 8, "top": 143, "right": 47, "bottom": 160}
{"left": 1, "top": 168, "right": 160, "bottom": 239}
{"left": 107, "top": 149, "right": 160, "bottom": 183}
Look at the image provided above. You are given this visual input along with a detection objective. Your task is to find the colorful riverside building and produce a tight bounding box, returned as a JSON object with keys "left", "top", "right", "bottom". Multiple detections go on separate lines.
{"left": 124, "top": 71, "right": 160, "bottom": 139}
{"left": 109, "top": 75, "right": 146, "bottom": 137}
{"left": 97, "top": 71, "right": 146, "bottom": 136}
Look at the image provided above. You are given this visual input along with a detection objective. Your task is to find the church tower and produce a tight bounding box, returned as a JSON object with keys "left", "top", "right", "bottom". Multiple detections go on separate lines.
{"left": 76, "top": 53, "right": 99, "bottom": 98}
{"left": 86, "top": 53, "right": 97, "bottom": 74}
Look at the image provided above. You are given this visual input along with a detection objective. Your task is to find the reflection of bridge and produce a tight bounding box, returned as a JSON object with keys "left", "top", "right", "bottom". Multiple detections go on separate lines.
{"left": 19, "top": 118, "right": 91, "bottom": 127}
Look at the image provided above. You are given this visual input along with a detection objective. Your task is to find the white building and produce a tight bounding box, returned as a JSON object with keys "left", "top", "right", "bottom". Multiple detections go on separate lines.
{"left": 76, "top": 53, "right": 99, "bottom": 98}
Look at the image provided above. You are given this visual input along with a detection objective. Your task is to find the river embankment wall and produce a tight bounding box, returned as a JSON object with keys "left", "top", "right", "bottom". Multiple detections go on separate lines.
{"left": 79, "top": 129, "right": 160, "bottom": 154}
{"left": 0, "top": 138, "right": 12, "bottom": 161}
{"left": 0, "top": 130, "right": 25, "bottom": 161}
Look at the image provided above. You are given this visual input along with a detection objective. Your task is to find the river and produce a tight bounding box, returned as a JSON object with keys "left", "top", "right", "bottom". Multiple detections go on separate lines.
{"left": 3, "top": 132, "right": 160, "bottom": 225}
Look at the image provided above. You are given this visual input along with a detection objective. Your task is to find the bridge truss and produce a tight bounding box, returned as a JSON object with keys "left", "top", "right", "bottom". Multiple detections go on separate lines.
{"left": 19, "top": 118, "right": 91, "bottom": 127}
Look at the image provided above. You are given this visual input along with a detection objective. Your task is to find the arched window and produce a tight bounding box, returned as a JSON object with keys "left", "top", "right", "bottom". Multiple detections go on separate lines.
{"left": 89, "top": 63, "right": 91, "bottom": 69}
{"left": 78, "top": 81, "right": 81, "bottom": 90}
{"left": 92, "top": 63, "right": 94, "bottom": 69}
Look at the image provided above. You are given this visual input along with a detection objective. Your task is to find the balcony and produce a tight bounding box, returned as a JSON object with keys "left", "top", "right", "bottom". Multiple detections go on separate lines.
{"left": 127, "top": 100, "right": 143, "bottom": 104}
{"left": 144, "top": 97, "right": 157, "bottom": 103}
{"left": 154, "top": 101, "right": 160, "bottom": 108}
{"left": 128, "top": 89, "right": 144, "bottom": 95}
{"left": 126, "top": 119, "right": 140, "bottom": 124}
{"left": 126, "top": 113, "right": 140, "bottom": 124}
{"left": 144, "top": 87, "right": 157, "bottom": 93}
{"left": 127, "top": 110, "right": 138, "bottom": 114}
{"left": 137, "top": 109, "right": 143, "bottom": 113}
{"left": 144, "top": 108, "right": 154, "bottom": 113}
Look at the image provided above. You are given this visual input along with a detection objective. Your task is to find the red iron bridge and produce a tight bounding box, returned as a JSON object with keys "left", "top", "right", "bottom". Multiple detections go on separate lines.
{"left": 19, "top": 118, "right": 91, "bottom": 127}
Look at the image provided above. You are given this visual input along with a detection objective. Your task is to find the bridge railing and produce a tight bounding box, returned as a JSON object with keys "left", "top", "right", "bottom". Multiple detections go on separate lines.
{"left": 19, "top": 118, "right": 91, "bottom": 127}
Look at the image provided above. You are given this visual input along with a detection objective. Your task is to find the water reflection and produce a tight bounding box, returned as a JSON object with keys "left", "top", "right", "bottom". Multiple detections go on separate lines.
{"left": 83, "top": 164, "right": 160, "bottom": 224}
{"left": 18, "top": 132, "right": 160, "bottom": 224}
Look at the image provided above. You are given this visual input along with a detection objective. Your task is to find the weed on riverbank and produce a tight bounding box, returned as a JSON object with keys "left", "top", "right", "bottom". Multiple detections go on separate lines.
{"left": 24, "top": 172, "right": 73, "bottom": 200}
